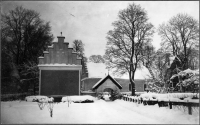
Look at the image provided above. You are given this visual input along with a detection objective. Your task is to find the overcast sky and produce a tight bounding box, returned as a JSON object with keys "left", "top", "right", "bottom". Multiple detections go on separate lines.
{"left": 2, "top": 1, "right": 199, "bottom": 79}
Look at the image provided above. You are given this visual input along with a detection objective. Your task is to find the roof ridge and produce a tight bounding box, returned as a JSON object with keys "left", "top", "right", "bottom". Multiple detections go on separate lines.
{"left": 92, "top": 74, "right": 122, "bottom": 90}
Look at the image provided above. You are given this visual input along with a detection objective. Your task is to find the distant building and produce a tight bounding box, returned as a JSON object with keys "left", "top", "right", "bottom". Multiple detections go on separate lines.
{"left": 92, "top": 74, "right": 122, "bottom": 93}
{"left": 81, "top": 75, "right": 146, "bottom": 94}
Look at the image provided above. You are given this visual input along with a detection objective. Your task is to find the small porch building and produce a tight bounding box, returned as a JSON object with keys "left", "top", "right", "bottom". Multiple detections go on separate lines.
{"left": 92, "top": 74, "right": 122, "bottom": 94}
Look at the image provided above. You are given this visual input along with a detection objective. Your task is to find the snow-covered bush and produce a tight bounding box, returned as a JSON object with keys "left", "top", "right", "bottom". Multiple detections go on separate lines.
{"left": 25, "top": 96, "right": 50, "bottom": 102}
{"left": 62, "top": 95, "right": 96, "bottom": 103}
{"left": 109, "top": 90, "right": 122, "bottom": 101}
{"left": 97, "top": 93, "right": 104, "bottom": 100}
{"left": 170, "top": 69, "right": 199, "bottom": 92}
{"left": 140, "top": 93, "right": 160, "bottom": 101}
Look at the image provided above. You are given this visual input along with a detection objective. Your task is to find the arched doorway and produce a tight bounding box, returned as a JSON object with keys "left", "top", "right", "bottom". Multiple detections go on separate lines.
{"left": 103, "top": 88, "right": 113, "bottom": 93}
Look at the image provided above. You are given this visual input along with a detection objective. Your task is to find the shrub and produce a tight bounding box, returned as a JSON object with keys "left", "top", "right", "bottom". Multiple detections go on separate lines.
{"left": 109, "top": 90, "right": 122, "bottom": 101}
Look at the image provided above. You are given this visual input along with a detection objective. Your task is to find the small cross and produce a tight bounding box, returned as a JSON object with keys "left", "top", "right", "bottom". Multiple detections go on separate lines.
{"left": 61, "top": 32, "right": 62, "bottom": 36}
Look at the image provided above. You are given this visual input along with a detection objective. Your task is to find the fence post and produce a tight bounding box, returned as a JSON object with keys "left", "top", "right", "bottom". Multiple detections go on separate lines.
{"left": 169, "top": 101, "right": 172, "bottom": 109}
{"left": 158, "top": 101, "right": 160, "bottom": 108}
{"left": 188, "top": 103, "right": 192, "bottom": 115}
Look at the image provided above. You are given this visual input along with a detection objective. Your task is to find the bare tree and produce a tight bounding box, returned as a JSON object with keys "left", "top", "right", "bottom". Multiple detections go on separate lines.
{"left": 104, "top": 3, "right": 154, "bottom": 95}
{"left": 141, "top": 43, "right": 170, "bottom": 93}
{"left": 1, "top": 6, "right": 53, "bottom": 94}
{"left": 89, "top": 55, "right": 105, "bottom": 63}
{"left": 72, "top": 39, "right": 88, "bottom": 78}
{"left": 72, "top": 39, "right": 87, "bottom": 62}
{"left": 141, "top": 43, "right": 157, "bottom": 80}
{"left": 158, "top": 13, "right": 199, "bottom": 70}
{"left": 72, "top": 40, "right": 84, "bottom": 57}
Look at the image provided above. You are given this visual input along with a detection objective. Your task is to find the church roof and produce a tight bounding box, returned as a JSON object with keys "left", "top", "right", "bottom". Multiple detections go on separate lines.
{"left": 92, "top": 74, "right": 122, "bottom": 90}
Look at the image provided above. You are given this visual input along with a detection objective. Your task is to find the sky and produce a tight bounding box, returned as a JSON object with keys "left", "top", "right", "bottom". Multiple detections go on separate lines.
{"left": 1, "top": 1, "right": 199, "bottom": 79}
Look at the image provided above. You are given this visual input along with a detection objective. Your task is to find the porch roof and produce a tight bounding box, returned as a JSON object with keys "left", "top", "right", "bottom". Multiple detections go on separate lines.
{"left": 92, "top": 74, "right": 122, "bottom": 90}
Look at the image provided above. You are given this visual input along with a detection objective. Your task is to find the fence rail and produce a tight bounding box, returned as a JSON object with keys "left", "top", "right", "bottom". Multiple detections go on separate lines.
{"left": 122, "top": 96, "right": 199, "bottom": 115}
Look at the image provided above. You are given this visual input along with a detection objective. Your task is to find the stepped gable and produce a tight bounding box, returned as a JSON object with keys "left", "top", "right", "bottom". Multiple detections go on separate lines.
{"left": 38, "top": 36, "right": 82, "bottom": 65}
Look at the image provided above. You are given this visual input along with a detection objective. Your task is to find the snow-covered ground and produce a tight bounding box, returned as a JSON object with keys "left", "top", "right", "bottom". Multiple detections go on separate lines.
{"left": 1, "top": 97, "right": 199, "bottom": 124}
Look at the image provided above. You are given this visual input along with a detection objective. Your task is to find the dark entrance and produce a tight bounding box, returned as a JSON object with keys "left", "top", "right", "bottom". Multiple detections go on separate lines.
{"left": 41, "top": 70, "right": 79, "bottom": 95}
{"left": 103, "top": 88, "right": 113, "bottom": 93}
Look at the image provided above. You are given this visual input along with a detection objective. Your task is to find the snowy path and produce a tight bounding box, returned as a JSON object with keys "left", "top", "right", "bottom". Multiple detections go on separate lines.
{"left": 1, "top": 99, "right": 198, "bottom": 124}
{"left": 91, "top": 100, "right": 162, "bottom": 124}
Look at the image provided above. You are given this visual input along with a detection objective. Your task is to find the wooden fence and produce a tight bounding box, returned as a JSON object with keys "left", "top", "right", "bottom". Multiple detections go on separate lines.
{"left": 122, "top": 96, "right": 199, "bottom": 115}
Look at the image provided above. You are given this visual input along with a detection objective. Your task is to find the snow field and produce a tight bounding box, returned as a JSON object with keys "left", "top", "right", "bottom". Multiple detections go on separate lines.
{"left": 1, "top": 94, "right": 199, "bottom": 124}
{"left": 1, "top": 99, "right": 199, "bottom": 124}
{"left": 116, "top": 100, "right": 199, "bottom": 124}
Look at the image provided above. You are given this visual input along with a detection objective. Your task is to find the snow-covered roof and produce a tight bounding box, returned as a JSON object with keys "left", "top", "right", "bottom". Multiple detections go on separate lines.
{"left": 87, "top": 62, "right": 107, "bottom": 78}
{"left": 92, "top": 74, "right": 122, "bottom": 89}
{"left": 87, "top": 62, "right": 150, "bottom": 79}
{"left": 92, "top": 75, "right": 108, "bottom": 89}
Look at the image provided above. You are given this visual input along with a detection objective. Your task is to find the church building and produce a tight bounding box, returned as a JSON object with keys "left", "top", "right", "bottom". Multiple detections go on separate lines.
{"left": 38, "top": 35, "right": 88, "bottom": 96}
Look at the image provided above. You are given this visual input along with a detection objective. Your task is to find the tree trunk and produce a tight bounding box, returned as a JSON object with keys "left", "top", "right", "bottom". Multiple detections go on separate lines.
{"left": 183, "top": 44, "right": 188, "bottom": 70}
{"left": 129, "top": 65, "right": 135, "bottom": 96}
{"left": 33, "top": 81, "right": 36, "bottom": 95}
{"left": 131, "top": 77, "right": 135, "bottom": 96}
